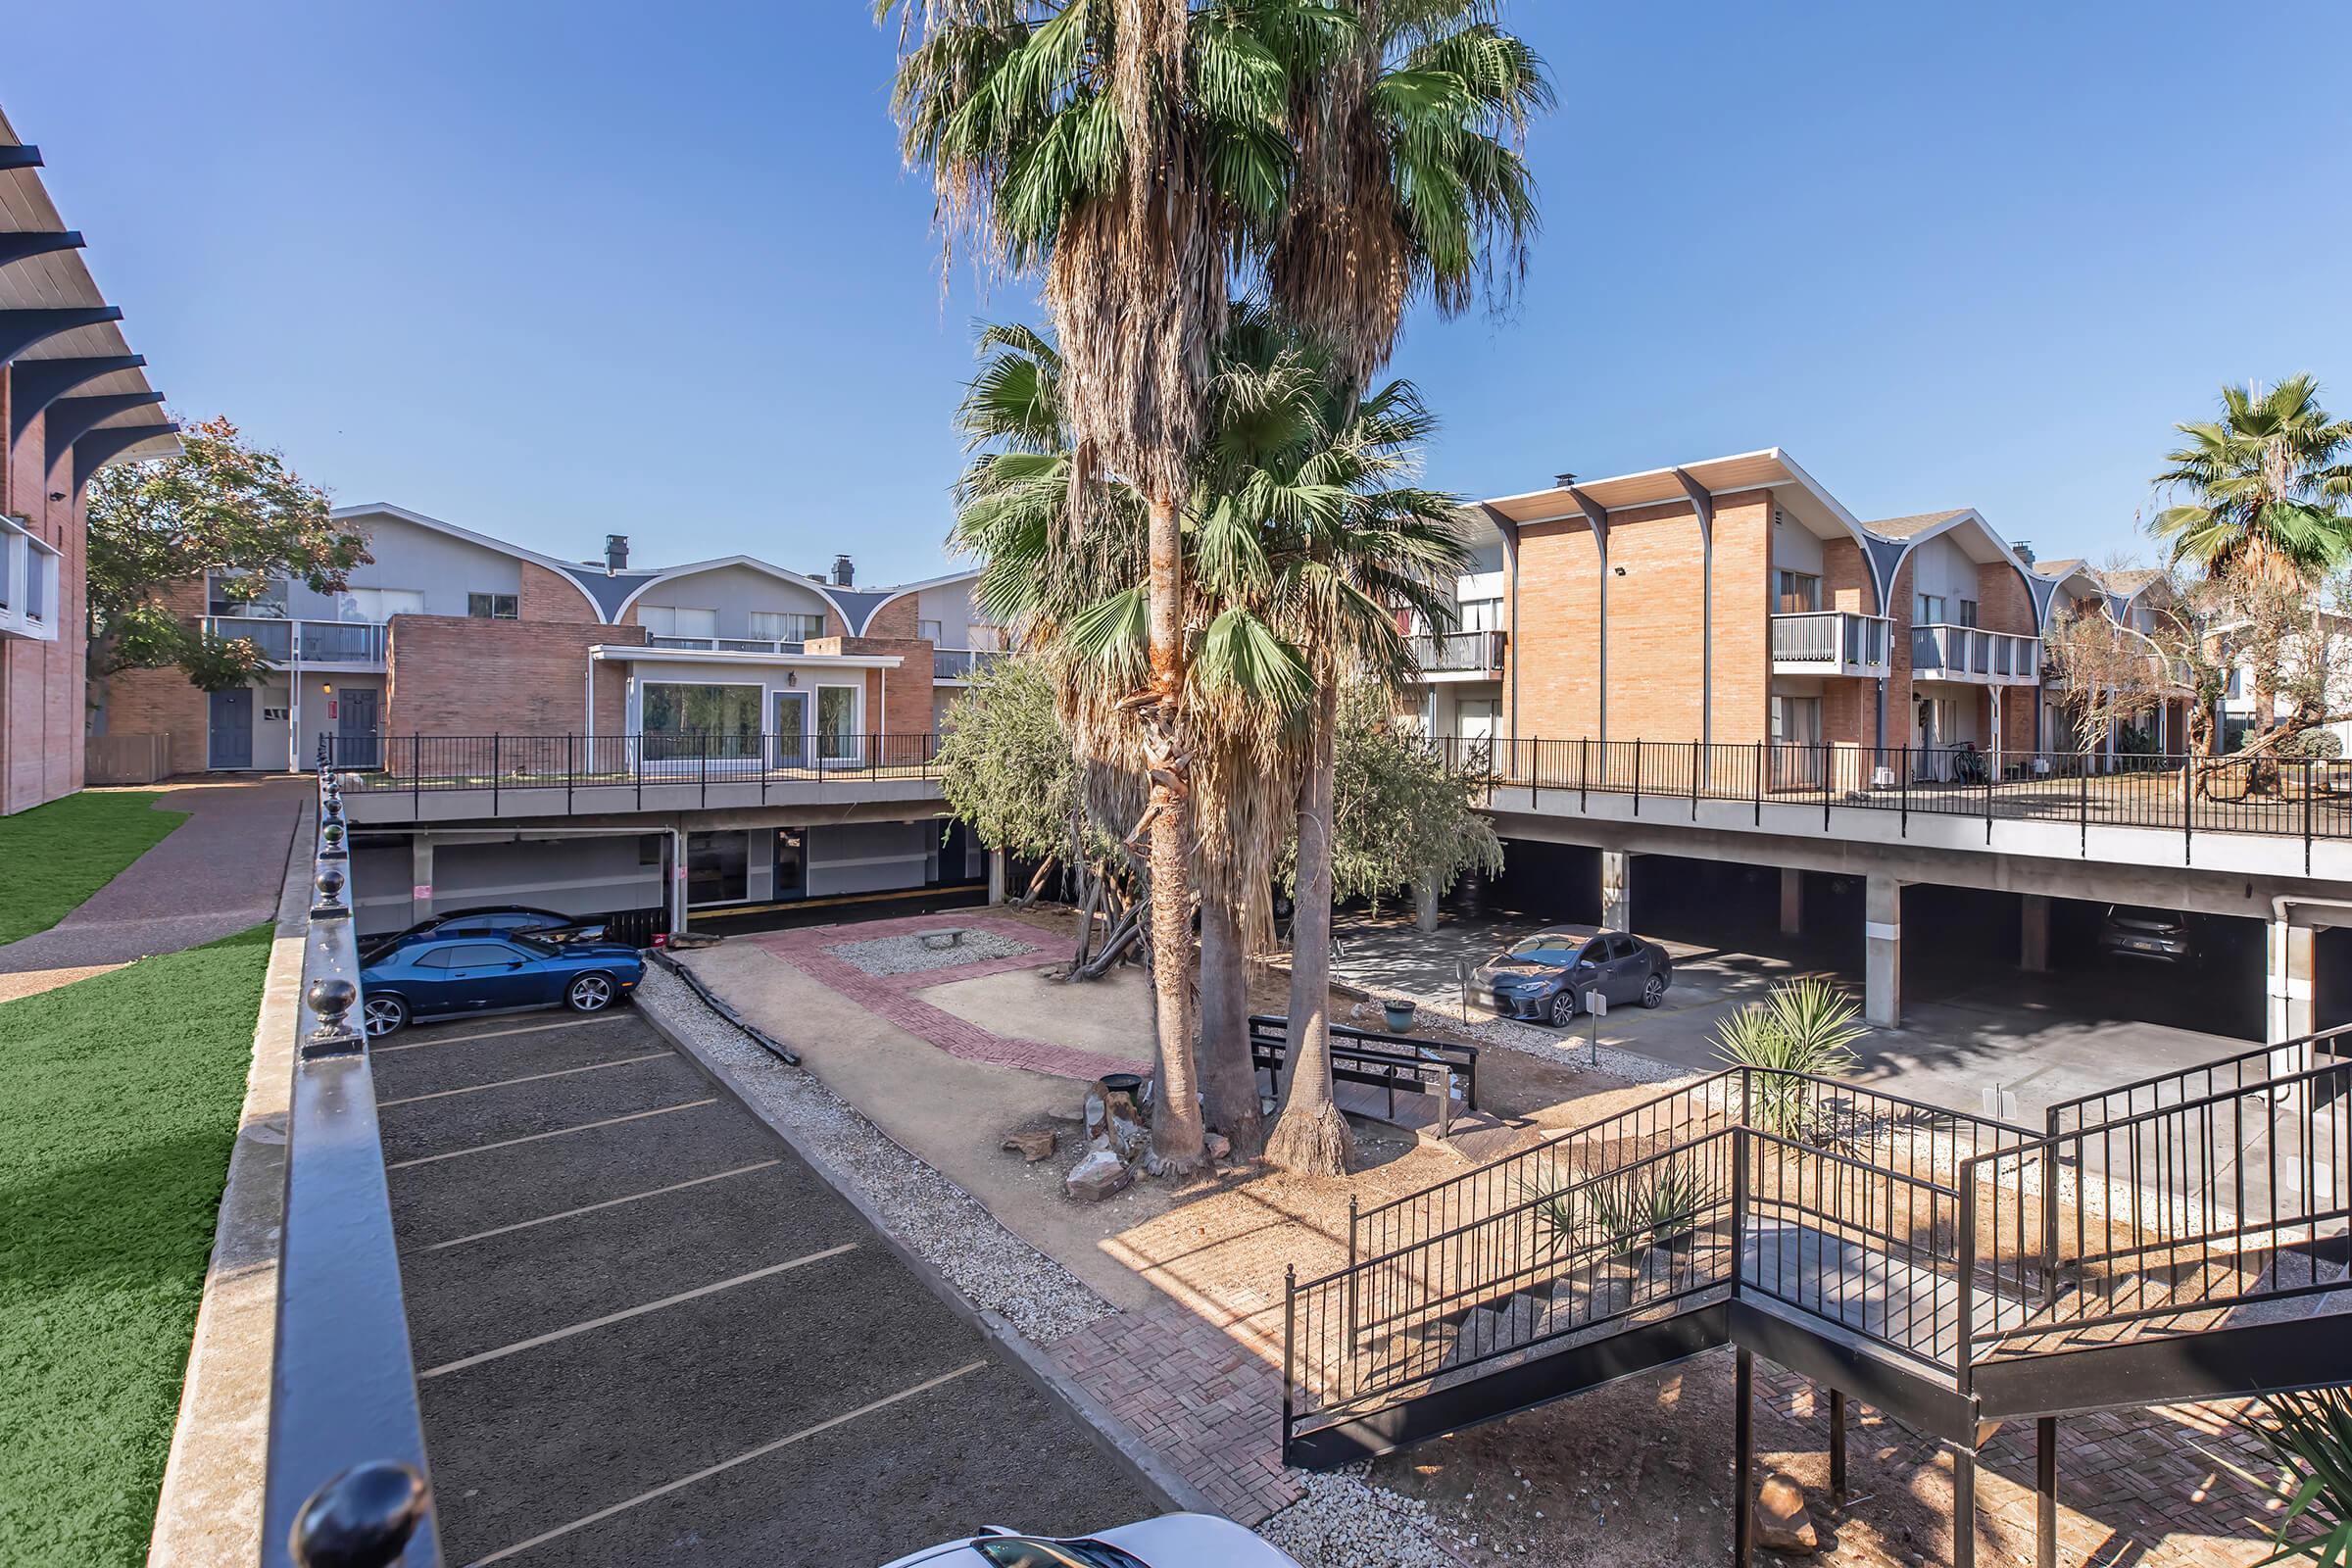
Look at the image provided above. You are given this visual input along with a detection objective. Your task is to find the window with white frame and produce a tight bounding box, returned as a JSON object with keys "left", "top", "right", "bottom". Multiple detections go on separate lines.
{"left": 1458, "top": 598, "right": 1504, "bottom": 634}
{"left": 749, "top": 610, "right": 825, "bottom": 643}
{"left": 640, "top": 605, "right": 718, "bottom": 639}
{"left": 1915, "top": 593, "right": 1947, "bottom": 625}
{"left": 918, "top": 618, "right": 945, "bottom": 643}
{"left": 338, "top": 587, "right": 426, "bottom": 622}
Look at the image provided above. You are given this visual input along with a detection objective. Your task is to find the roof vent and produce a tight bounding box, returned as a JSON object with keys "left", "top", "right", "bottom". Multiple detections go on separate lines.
{"left": 604, "top": 533, "right": 629, "bottom": 575}
{"left": 1552, "top": 471, "right": 1578, "bottom": 489}
{"left": 831, "top": 554, "right": 855, "bottom": 588}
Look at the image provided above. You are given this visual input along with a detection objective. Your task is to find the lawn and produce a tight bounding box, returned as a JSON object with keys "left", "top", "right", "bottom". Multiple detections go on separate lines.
{"left": 0, "top": 923, "right": 273, "bottom": 1565}
{"left": 0, "top": 790, "right": 189, "bottom": 946}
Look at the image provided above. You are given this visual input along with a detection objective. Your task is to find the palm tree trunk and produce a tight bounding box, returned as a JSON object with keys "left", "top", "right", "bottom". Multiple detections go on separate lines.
{"left": 1196, "top": 895, "right": 1262, "bottom": 1158}
{"left": 1143, "top": 486, "right": 1205, "bottom": 1175}
{"left": 1267, "top": 673, "right": 1352, "bottom": 1175}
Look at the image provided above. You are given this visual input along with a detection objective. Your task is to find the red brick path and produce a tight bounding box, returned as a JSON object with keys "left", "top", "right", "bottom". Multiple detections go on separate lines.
{"left": 750, "top": 913, "right": 1128, "bottom": 1082}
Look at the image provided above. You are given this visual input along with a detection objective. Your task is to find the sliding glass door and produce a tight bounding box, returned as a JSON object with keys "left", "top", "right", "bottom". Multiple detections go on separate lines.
{"left": 771, "top": 690, "right": 808, "bottom": 768}
{"left": 815, "top": 684, "right": 860, "bottom": 764}
{"left": 642, "top": 682, "right": 761, "bottom": 767}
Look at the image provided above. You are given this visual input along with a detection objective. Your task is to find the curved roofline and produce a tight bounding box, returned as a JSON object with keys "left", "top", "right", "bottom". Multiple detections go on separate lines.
{"left": 844, "top": 564, "right": 985, "bottom": 636}
{"left": 1870, "top": 509, "right": 2040, "bottom": 622}
{"left": 2030, "top": 562, "right": 2110, "bottom": 633}
{"left": 611, "top": 554, "right": 857, "bottom": 630}
{"left": 329, "top": 502, "right": 607, "bottom": 620}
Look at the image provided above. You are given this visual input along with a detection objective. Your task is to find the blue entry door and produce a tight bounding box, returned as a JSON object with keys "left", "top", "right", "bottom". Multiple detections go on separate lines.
{"left": 209, "top": 688, "right": 253, "bottom": 770}
{"left": 336, "top": 687, "right": 381, "bottom": 769}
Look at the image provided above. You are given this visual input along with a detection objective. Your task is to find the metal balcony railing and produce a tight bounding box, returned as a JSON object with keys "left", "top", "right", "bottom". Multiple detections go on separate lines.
{"left": 1770, "top": 612, "right": 1891, "bottom": 672}
{"left": 201, "top": 614, "right": 387, "bottom": 665}
{"left": 934, "top": 647, "right": 1006, "bottom": 680}
{"left": 1409, "top": 629, "right": 1507, "bottom": 674}
{"left": 646, "top": 634, "right": 813, "bottom": 655}
{"left": 1911, "top": 622, "right": 2040, "bottom": 683}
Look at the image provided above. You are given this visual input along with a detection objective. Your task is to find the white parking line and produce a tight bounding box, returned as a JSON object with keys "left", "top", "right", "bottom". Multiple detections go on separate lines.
{"left": 373, "top": 1013, "right": 636, "bottom": 1054}
{"left": 413, "top": 1160, "right": 783, "bottom": 1252}
{"left": 385, "top": 1099, "right": 716, "bottom": 1169}
{"left": 419, "top": 1242, "right": 859, "bottom": 1379}
{"left": 468, "top": 1360, "right": 989, "bottom": 1565}
{"left": 377, "top": 1052, "right": 672, "bottom": 1107}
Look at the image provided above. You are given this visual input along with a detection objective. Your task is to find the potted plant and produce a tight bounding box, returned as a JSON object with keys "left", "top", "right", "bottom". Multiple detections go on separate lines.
{"left": 1383, "top": 998, "right": 1418, "bottom": 1033}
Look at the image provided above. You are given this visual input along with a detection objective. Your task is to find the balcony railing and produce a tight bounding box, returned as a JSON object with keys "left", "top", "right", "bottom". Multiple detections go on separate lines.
{"left": 1410, "top": 629, "right": 1507, "bottom": 674}
{"left": 646, "top": 634, "right": 812, "bottom": 655}
{"left": 202, "top": 614, "right": 387, "bottom": 665}
{"left": 1911, "top": 622, "right": 2040, "bottom": 683}
{"left": 934, "top": 647, "right": 1007, "bottom": 680}
{"left": 1770, "top": 612, "right": 1890, "bottom": 674}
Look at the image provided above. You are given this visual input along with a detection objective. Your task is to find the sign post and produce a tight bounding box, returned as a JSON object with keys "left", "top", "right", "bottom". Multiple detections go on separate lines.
{"left": 1582, "top": 986, "right": 1607, "bottom": 1069}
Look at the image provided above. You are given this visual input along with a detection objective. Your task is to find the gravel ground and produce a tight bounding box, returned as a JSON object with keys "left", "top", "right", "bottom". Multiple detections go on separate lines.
{"left": 828, "top": 928, "right": 1041, "bottom": 977}
{"left": 1337, "top": 991, "right": 1698, "bottom": 1089}
{"left": 634, "top": 965, "right": 1112, "bottom": 1344}
{"left": 1257, "top": 1467, "right": 1478, "bottom": 1568}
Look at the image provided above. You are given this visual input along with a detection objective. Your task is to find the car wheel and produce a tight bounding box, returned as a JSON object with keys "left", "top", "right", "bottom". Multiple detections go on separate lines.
{"left": 1548, "top": 990, "right": 1577, "bottom": 1027}
{"left": 363, "top": 994, "right": 409, "bottom": 1038}
{"left": 566, "top": 972, "right": 616, "bottom": 1013}
{"left": 1642, "top": 973, "right": 1665, "bottom": 1009}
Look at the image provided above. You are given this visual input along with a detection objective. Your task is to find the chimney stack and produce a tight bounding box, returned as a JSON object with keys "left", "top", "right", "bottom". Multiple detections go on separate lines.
{"left": 2012, "top": 540, "right": 2036, "bottom": 565}
{"left": 831, "top": 554, "right": 855, "bottom": 587}
{"left": 1553, "top": 471, "right": 1578, "bottom": 489}
{"left": 605, "top": 534, "right": 629, "bottom": 575}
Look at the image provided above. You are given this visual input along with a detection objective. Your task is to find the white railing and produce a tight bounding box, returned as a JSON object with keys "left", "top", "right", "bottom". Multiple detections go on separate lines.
{"left": 1410, "top": 629, "right": 1508, "bottom": 674}
{"left": 202, "top": 615, "right": 387, "bottom": 665}
{"left": 1911, "top": 623, "right": 2040, "bottom": 684}
{"left": 646, "top": 635, "right": 813, "bottom": 655}
{"left": 1770, "top": 612, "right": 1891, "bottom": 673}
{"left": 0, "top": 516, "right": 59, "bottom": 642}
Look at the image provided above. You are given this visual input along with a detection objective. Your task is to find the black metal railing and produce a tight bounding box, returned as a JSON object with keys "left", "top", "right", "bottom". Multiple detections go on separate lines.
{"left": 1437, "top": 737, "right": 2352, "bottom": 864}
{"left": 934, "top": 648, "right": 1007, "bottom": 680}
{"left": 1248, "top": 1014, "right": 1479, "bottom": 1138}
{"left": 261, "top": 750, "right": 440, "bottom": 1568}
{"left": 325, "top": 731, "right": 946, "bottom": 809}
{"left": 1409, "top": 629, "right": 1508, "bottom": 674}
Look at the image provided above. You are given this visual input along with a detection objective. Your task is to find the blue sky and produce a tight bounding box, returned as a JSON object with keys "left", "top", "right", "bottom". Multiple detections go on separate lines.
{"left": 11, "top": 2, "right": 2350, "bottom": 584}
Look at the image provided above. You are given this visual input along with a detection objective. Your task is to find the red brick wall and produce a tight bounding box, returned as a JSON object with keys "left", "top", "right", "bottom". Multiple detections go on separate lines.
{"left": 1506, "top": 516, "right": 1603, "bottom": 741}
{"left": 99, "top": 577, "right": 214, "bottom": 765}
{"left": 520, "top": 561, "right": 599, "bottom": 621}
{"left": 1603, "top": 501, "right": 1706, "bottom": 741}
{"left": 1709, "top": 491, "right": 1772, "bottom": 745}
{"left": 0, "top": 386, "right": 93, "bottom": 813}
{"left": 1822, "top": 537, "right": 1876, "bottom": 613}
{"left": 384, "top": 614, "right": 645, "bottom": 741}
{"left": 1886, "top": 557, "right": 1917, "bottom": 749}
{"left": 800, "top": 634, "right": 934, "bottom": 739}
{"left": 1977, "top": 561, "right": 2035, "bottom": 638}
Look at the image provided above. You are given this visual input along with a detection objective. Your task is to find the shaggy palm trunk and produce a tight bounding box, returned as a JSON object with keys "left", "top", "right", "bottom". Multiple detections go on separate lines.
{"left": 1195, "top": 896, "right": 1262, "bottom": 1158}
{"left": 1267, "top": 675, "right": 1351, "bottom": 1175}
{"left": 1144, "top": 488, "right": 1206, "bottom": 1175}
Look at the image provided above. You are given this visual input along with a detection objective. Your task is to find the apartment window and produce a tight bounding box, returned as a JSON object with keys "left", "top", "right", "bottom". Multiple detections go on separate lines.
{"left": 749, "top": 611, "right": 824, "bottom": 643}
{"left": 338, "top": 587, "right": 425, "bottom": 622}
{"left": 640, "top": 605, "right": 718, "bottom": 639}
{"left": 1915, "top": 593, "right": 1947, "bottom": 625}
{"left": 209, "top": 574, "right": 286, "bottom": 618}
{"left": 467, "top": 593, "right": 519, "bottom": 619}
{"left": 1772, "top": 694, "right": 1824, "bottom": 744}
{"left": 1776, "top": 571, "right": 1822, "bottom": 613}
{"left": 1957, "top": 599, "right": 1980, "bottom": 627}
{"left": 1458, "top": 598, "right": 1504, "bottom": 634}
{"left": 918, "top": 618, "right": 945, "bottom": 643}
{"left": 967, "top": 623, "right": 1007, "bottom": 653}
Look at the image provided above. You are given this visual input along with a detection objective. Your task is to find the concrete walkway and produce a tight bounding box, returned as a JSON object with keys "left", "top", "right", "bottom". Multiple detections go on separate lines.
{"left": 0, "top": 776, "right": 305, "bottom": 1002}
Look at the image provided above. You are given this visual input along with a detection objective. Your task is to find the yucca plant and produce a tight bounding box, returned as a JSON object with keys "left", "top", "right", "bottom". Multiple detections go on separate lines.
{"left": 2244, "top": 1387, "right": 2352, "bottom": 1564}
{"left": 1585, "top": 1158, "right": 1713, "bottom": 1258}
{"left": 1714, "top": 975, "right": 1867, "bottom": 1141}
{"left": 1519, "top": 1173, "right": 1584, "bottom": 1256}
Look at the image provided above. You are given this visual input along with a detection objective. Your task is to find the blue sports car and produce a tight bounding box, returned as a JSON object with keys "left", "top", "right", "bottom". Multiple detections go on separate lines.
{"left": 359, "top": 932, "right": 644, "bottom": 1036}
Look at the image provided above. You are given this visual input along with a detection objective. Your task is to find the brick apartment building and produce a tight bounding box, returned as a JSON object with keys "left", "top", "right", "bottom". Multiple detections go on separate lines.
{"left": 0, "top": 113, "right": 180, "bottom": 814}
{"left": 102, "top": 503, "right": 1005, "bottom": 929}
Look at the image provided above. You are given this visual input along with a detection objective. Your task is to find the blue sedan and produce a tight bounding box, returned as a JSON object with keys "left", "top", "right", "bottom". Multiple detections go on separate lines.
{"left": 360, "top": 933, "right": 645, "bottom": 1037}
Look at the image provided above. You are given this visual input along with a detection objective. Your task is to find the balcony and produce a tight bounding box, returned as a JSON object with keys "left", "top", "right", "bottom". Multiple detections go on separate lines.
{"left": 1771, "top": 612, "right": 1891, "bottom": 676}
{"left": 1410, "top": 629, "right": 1507, "bottom": 678}
{"left": 0, "top": 515, "right": 60, "bottom": 642}
{"left": 1911, "top": 622, "right": 2040, "bottom": 685}
{"left": 202, "top": 615, "right": 387, "bottom": 668}
{"left": 647, "top": 634, "right": 812, "bottom": 655}
{"left": 933, "top": 647, "right": 1007, "bottom": 681}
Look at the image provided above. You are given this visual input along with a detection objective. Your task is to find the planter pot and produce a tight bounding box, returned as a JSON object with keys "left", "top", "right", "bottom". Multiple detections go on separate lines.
{"left": 1383, "top": 1001, "right": 1418, "bottom": 1034}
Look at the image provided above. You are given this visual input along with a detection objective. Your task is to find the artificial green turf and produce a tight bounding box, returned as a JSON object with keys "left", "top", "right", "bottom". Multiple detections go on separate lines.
{"left": 0, "top": 923, "right": 273, "bottom": 1565}
{"left": 0, "top": 791, "right": 190, "bottom": 946}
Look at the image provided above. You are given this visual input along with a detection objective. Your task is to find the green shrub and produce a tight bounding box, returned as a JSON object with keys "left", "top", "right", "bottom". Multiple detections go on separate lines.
{"left": 1713, "top": 975, "right": 1868, "bottom": 1139}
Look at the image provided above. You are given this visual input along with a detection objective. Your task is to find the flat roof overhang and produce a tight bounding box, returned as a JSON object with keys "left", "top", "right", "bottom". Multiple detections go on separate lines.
{"left": 1483, "top": 447, "right": 1867, "bottom": 551}
{"left": 587, "top": 645, "right": 905, "bottom": 671}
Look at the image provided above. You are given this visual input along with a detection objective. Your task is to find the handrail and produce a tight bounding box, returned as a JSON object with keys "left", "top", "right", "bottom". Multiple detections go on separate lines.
{"left": 1972, "top": 1055, "right": 2352, "bottom": 1161}
{"left": 261, "top": 750, "right": 440, "bottom": 1567}
{"left": 2042, "top": 1020, "right": 2352, "bottom": 1132}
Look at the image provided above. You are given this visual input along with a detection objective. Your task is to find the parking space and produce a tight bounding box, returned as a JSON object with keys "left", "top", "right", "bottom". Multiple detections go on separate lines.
{"left": 375, "top": 1009, "right": 1153, "bottom": 1566}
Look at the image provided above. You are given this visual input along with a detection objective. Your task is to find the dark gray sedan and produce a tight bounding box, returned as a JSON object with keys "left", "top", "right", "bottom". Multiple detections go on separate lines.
{"left": 1471, "top": 925, "right": 1673, "bottom": 1026}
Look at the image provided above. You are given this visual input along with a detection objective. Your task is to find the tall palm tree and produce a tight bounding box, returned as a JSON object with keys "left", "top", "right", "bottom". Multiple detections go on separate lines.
{"left": 2153, "top": 376, "right": 2352, "bottom": 746}
{"left": 883, "top": 0, "right": 1295, "bottom": 1173}
{"left": 2153, "top": 376, "right": 2352, "bottom": 587}
{"left": 1252, "top": 0, "right": 1550, "bottom": 1172}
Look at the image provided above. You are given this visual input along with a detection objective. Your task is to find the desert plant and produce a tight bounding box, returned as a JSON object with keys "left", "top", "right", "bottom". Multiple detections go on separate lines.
{"left": 2242, "top": 1386, "right": 2352, "bottom": 1563}
{"left": 1585, "top": 1158, "right": 1713, "bottom": 1257}
{"left": 1519, "top": 1173, "right": 1584, "bottom": 1256}
{"left": 1714, "top": 976, "right": 1868, "bottom": 1141}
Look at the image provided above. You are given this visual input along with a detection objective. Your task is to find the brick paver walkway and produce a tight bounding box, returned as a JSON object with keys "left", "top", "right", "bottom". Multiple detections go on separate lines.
{"left": 750, "top": 914, "right": 1130, "bottom": 1081}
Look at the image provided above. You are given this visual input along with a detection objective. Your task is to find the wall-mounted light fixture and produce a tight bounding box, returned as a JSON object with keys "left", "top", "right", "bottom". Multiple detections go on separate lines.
{"left": 1613, "top": 565, "right": 1627, "bottom": 576}
{"left": 785, "top": 670, "right": 799, "bottom": 688}
{"left": 47, "top": 491, "right": 67, "bottom": 503}
{"left": 320, "top": 682, "right": 334, "bottom": 694}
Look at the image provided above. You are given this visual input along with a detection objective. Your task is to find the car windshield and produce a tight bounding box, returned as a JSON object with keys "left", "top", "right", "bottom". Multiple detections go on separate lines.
{"left": 973, "top": 1539, "right": 1150, "bottom": 1568}
{"left": 2109, "top": 906, "right": 2180, "bottom": 928}
{"left": 506, "top": 934, "right": 559, "bottom": 957}
{"left": 1503, "top": 937, "right": 1586, "bottom": 966}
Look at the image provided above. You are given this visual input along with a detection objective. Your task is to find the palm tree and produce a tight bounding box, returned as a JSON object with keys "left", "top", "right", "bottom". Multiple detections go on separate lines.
{"left": 2154, "top": 376, "right": 2352, "bottom": 585}
{"left": 883, "top": 0, "right": 1296, "bottom": 1174}
{"left": 2153, "top": 376, "right": 2352, "bottom": 746}
{"left": 1252, "top": 0, "right": 1551, "bottom": 1173}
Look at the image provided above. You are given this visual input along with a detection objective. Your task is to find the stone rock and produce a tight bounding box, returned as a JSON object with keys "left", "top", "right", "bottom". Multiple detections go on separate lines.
{"left": 1083, "top": 1079, "right": 1149, "bottom": 1161}
{"left": 1004, "top": 1129, "right": 1057, "bottom": 1162}
{"left": 1204, "top": 1131, "right": 1232, "bottom": 1162}
{"left": 1064, "top": 1148, "right": 1134, "bottom": 1202}
{"left": 1754, "top": 1473, "right": 1818, "bottom": 1556}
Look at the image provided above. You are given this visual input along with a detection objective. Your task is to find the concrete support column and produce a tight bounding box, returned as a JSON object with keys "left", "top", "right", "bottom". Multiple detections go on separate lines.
{"left": 987, "top": 849, "right": 1006, "bottom": 906}
{"left": 1865, "top": 873, "right": 1902, "bottom": 1028}
{"left": 409, "top": 835, "right": 434, "bottom": 925}
{"left": 670, "top": 827, "right": 690, "bottom": 936}
{"left": 2020, "top": 894, "right": 2050, "bottom": 973}
{"left": 1600, "top": 850, "right": 1633, "bottom": 933}
{"left": 1778, "top": 867, "right": 1803, "bottom": 938}
{"left": 2269, "top": 918, "right": 2315, "bottom": 1045}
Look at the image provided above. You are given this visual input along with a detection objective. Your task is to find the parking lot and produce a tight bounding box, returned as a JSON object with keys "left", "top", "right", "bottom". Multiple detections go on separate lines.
{"left": 372, "top": 1008, "right": 1153, "bottom": 1565}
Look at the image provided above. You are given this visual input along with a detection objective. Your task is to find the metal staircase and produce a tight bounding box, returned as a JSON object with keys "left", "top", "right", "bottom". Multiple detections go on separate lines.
{"left": 1282, "top": 1027, "right": 2352, "bottom": 1565}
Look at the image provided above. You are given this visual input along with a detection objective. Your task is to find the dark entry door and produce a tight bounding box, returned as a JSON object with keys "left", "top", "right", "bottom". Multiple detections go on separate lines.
{"left": 209, "top": 688, "right": 253, "bottom": 770}
{"left": 773, "top": 829, "right": 808, "bottom": 901}
{"left": 336, "top": 688, "right": 380, "bottom": 769}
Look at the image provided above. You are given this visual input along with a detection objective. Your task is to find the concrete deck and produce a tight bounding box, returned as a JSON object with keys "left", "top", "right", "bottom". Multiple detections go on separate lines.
{"left": 373, "top": 1008, "right": 1152, "bottom": 1565}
